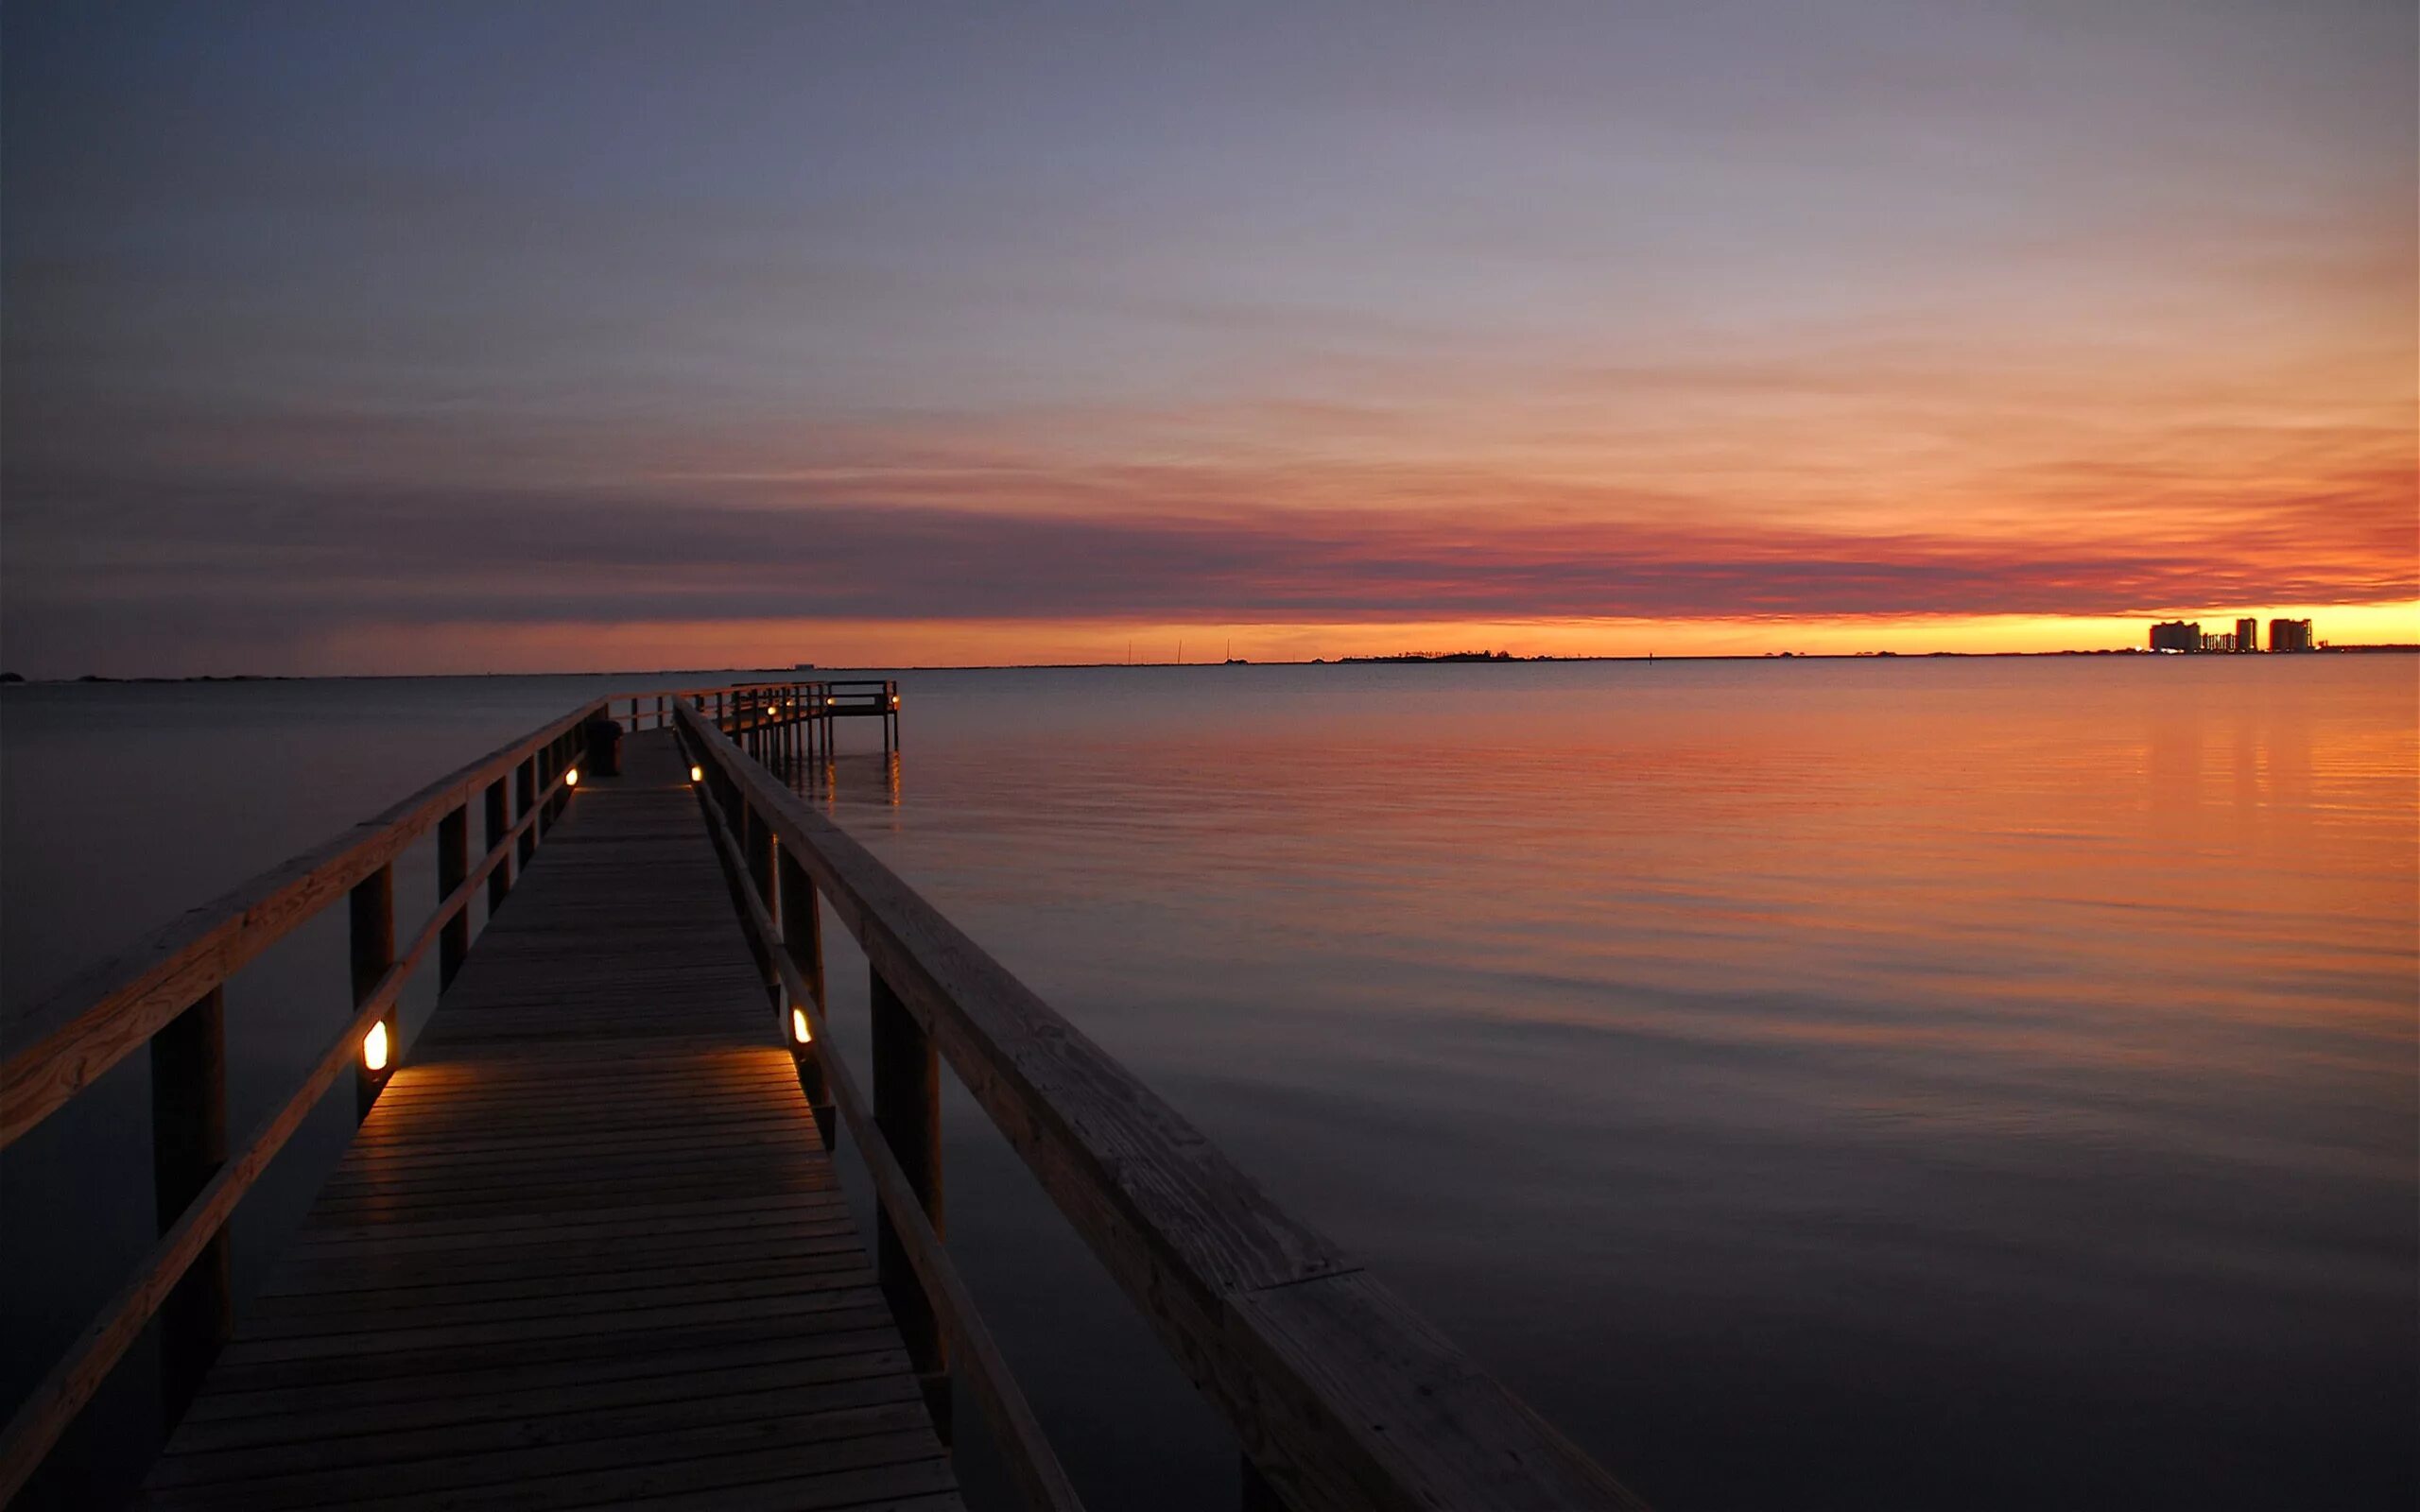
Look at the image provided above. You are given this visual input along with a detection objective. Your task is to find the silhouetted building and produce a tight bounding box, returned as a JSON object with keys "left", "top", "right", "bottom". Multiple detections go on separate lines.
{"left": 2269, "top": 618, "right": 2314, "bottom": 653}
{"left": 2150, "top": 621, "right": 2200, "bottom": 652}
{"left": 2235, "top": 617, "right": 2259, "bottom": 652}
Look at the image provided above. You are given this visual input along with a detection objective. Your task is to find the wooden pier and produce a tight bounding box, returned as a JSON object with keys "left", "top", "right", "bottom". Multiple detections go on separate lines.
{"left": 0, "top": 682, "right": 1642, "bottom": 1511}
{"left": 619, "top": 679, "right": 900, "bottom": 761}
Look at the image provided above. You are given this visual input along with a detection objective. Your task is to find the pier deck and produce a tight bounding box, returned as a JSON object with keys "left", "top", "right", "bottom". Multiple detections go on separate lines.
{"left": 130, "top": 731, "right": 959, "bottom": 1511}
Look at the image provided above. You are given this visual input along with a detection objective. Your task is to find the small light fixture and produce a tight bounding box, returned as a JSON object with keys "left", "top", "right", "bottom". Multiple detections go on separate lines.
{"left": 790, "top": 1006, "right": 813, "bottom": 1044}
{"left": 889, "top": 694, "right": 900, "bottom": 708}
{"left": 689, "top": 764, "right": 703, "bottom": 782}
{"left": 363, "top": 1021, "right": 390, "bottom": 1073}
{"left": 564, "top": 766, "right": 579, "bottom": 786}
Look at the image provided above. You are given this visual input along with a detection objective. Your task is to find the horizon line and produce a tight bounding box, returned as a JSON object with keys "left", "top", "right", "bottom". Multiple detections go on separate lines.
{"left": 10, "top": 644, "right": 2417, "bottom": 685}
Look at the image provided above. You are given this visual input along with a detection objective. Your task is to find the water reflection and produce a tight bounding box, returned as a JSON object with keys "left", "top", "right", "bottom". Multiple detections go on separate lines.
{"left": 801, "top": 657, "right": 2415, "bottom": 1511}
{"left": 782, "top": 749, "right": 904, "bottom": 810}
{"left": 2, "top": 661, "right": 2411, "bottom": 1511}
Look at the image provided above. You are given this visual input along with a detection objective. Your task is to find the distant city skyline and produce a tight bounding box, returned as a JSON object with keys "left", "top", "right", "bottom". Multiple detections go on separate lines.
{"left": 2150, "top": 615, "right": 2323, "bottom": 654}
{"left": 3, "top": 2, "right": 2412, "bottom": 677}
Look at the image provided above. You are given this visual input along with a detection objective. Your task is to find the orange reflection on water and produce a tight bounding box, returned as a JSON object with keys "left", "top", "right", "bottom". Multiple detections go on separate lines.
{"left": 798, "top": 654, "right": 2416, "bottom": 1506}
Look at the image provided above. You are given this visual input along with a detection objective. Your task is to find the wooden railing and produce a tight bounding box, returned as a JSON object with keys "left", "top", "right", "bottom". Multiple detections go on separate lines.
{"left": 0, "top": 682, "right": 780, "bottom": 1502}
{"left": 592, "top": 679, "right": 895, "bottom": 761}
{"left": 821, "top": 679, "right": 903, "bottom": 755}
{"left": 672, "top": 700, "right": 1643, "bottom": 1512}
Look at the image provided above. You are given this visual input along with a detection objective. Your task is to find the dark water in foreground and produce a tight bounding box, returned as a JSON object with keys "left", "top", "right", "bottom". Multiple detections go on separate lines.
{"left": 5, "top": 658, "right": 2414, "bottom": 1509}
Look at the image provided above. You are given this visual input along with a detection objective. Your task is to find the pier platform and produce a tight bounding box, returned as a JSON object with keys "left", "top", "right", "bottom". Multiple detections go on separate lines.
{"left": 130, "top": 731, "right": 959, "bottom": 1510}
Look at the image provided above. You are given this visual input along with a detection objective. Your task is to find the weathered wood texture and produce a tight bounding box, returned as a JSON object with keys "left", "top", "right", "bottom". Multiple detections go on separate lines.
{"left": 132, "top": 730, "right": 960, "bottom": 1512}
{"left": 681, "top": 703, "right": 1644, "bottom": 1512}
{"left": 148, "top": 988, "right": 231, "bottom": 1420}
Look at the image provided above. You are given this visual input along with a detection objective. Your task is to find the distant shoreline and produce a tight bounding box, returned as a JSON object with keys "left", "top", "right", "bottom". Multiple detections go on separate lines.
{"left": 5, "top": 645, "right": 2413, "bottom": 684}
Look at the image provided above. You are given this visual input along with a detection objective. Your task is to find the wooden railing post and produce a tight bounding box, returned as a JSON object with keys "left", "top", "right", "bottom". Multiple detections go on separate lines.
{"left": 351, "top": 864, "right": 396, "bottom": 1120}
{"left": 743, "top": 803, "right": 779, "bottom": 1008}
{"left": 148, "top": 986, "right": 229, "bottom": 1422}
{"left": 777, "top": 848, "right": 832, "bottom": 1144}
{"left": 484, "top": 778, "right": 512, "bottom": 912}
{"left": 872, "top": 966, "right": 948, "bottom": 1441}
{"left": 437, "top": 803, "right": 469, "bottom": 989}
{"left": 533, "top": 745, "right": 555, "bottom": 841}
{"left": 542, "top": 737, "right": 564, "bottom": 827}
{"left": 515, "top": 756, "right": 537, "bottom": 866}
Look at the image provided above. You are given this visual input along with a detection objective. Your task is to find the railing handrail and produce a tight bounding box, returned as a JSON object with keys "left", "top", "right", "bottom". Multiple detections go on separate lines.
{"left": 0, "top": 676, "right": 831, "bottom": 1145}
{"left": 0, "top": 698, "right": 606, "bottom": 1148}
{"left": 673, "top": 700, "right": 1643, "bottom": 1512}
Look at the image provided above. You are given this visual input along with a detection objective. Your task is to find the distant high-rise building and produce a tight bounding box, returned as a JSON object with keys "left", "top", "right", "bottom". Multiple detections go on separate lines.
{"left": 2269, "top": 618, "right": 2315, "bottom": 653}
{"left": 2235, "top": 617, "right": 2259, "bottom": 652}
{"left": 2150, "top": 621, "right": 2200, "bottom": 652}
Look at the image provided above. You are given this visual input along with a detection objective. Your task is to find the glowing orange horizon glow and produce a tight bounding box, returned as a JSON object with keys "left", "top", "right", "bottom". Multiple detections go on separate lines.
{"left": 317, "top": 602, "right": 2420, "bottom": 676}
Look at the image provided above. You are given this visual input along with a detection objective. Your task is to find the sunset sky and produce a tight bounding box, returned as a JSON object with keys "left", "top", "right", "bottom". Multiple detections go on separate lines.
{"left": 4, "top": 1, "right": 2412, "bottom": 675}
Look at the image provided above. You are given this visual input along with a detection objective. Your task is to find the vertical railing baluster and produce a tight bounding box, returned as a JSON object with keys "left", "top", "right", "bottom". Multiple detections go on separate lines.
{"left": 351, "top": 863, "right": 396, "bottom": 1120}
{"left": 515, "top": 756, "right": 537, "bottom": 866}
{"left": 777, "top": 849, "right": 833, "bottom": 1144}
{"left": 149, "top": 986, "right": 229, "bottom": 1422}
{"left": 437, "top": 803, "right": 469, "bottom": 989}
{"left": 484, "top": 778, "right": 511, "bottom": 913}
{"left": 743, "top": 803, "right": 778, "bottom": 1008}
{"left": 872, "top": 967, "right": 949, "bottom": 1441}
{"left": 534, "top": 745, "right": 554, "bottom": 841}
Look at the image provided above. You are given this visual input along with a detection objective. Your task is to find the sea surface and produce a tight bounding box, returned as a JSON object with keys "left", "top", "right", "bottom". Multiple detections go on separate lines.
{"left": 4, "top": 658, "right": 2414, "bottom": 1509}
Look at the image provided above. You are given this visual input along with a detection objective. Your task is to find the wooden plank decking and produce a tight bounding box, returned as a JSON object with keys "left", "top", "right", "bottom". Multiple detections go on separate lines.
{"left": 132, "top": 730, "right": 961, "bottom": 1511}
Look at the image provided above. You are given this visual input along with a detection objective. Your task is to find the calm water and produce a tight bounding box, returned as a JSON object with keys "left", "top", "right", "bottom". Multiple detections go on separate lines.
{"left": 4, "top": 659, "right": 2414, "bottom": 1509}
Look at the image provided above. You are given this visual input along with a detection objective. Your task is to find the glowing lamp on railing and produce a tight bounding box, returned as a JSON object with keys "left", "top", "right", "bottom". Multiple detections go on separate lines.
{"left": 689, "top": 764, "right": 703, "bottom": 783}
{"left": 363, "top": 1021, "right": 391, "bottom": 1074}
{"left": 564, "top": 766, "right": 579, "bottom": 787}
{"left": 790, "top": 1007, "right": 813, "bottom": 1045}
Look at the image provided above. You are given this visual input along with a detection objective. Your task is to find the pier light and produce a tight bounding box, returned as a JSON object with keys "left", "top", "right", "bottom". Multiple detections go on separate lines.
{"left": 689, "top": 764, "right": 703, "bottom": 783}
{"left": 564, "top": 766, "right": 579, "bottom": 787}
{"left": 889, "top": 693, "right": 900, "bottom": 708}
{"left": 363, "top": 1020, "right": 390, "bottom": 1073}
{"left": 790, "top": 1006, "right": 813, "bottom": 1045}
